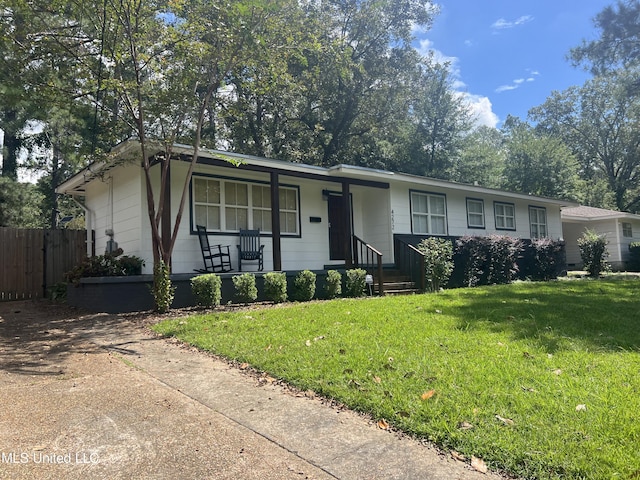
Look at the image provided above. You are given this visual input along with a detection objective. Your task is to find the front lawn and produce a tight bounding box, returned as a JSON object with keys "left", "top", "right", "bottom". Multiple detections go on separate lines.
{"left": 153, "top": 279, "right": 640, "bottom": 479}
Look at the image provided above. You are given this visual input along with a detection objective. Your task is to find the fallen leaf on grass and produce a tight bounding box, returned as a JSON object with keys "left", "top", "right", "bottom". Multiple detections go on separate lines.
{"left": 305, "top": 340, "right": 312, "bottom": 347}
{"left": 553, "top": 369, "right": 562, "bottom": 375}
{"left": 451, "top": 451, "right": 466, "bottom": 462}
{"left": 373, "top": 375, "right": 382, "bottom": 384}
{"left": 377, "top": 419, "right": 390, "bottom": 430}
{"left": 471, "top": 456, "right": 488, "bottom": 473}
{"left": 240, "top": 363, "right": 250, "bottom": 370}
{"left": 576, "top": 404, "right": 587, "bottom": 412}
{"left": 458, "top": 421, "right": 474, "bottom": 430}
{"left": 495, "top": 414, "right": 515, "bottom": 426}
{"left": 421, "top": 389, "right": 436, "bottom": 401}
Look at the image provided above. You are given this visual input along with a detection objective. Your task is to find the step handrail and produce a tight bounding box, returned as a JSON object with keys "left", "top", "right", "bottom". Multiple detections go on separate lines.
{"left": 394, "top": 237, "right": 426, "bottom": 292}
{"left": 352, "top": 235, "right": 384, "bottom": 295}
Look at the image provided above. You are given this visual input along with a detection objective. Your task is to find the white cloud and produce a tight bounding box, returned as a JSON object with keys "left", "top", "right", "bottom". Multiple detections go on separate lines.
{"left": 419, "top": 39, "right": 499, "bottom": 128}
{"left": 496, "top": 84, "right": 518, "bottom": 93}
{"left": 495, "top": 70, "right": 539, "bottom": 93}
{"left": 491, "top": 15, "right": 534, "bottom": 30}
{"left": 514, "top": 78, "right": 525, "bottom": 85}
{"left": 457, "top": 93, "right": 500, "bottom": 129}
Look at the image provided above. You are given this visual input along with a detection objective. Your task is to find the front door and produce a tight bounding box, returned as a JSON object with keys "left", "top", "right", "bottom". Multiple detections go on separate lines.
{"left": 328, "top": 194, "right": 351, "bottom": 260}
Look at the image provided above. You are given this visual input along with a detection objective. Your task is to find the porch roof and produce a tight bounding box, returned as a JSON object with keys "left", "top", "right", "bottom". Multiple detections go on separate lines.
{"left": 56, "top": 140, "right": 578, "bottom": 208}
{"left": 562, "top": 206, "right": 640, "bottom": 222}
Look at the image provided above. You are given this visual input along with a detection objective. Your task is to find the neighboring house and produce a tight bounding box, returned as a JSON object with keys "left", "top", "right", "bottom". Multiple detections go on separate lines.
{"left": 561, "top": 206, "right": 640, "bottom": 270}
{"left": 56, "top": 140, "right": 576, "bottom": 277}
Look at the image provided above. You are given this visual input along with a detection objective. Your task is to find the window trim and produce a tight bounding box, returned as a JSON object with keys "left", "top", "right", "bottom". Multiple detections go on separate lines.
{"left": 529, "top": 205, "right": 548, "bottom": 239}
{"left": 466, "top": 197, "right": 485, "bottom": 229}
{"left": 190, "top": 173, "right": 301, "bottom": 238}
{"left": 409, "top": 189, "right": 448, "bottom": 236}
{"left": 622, "top": 222, "right": 633, "bottom": 238}
{"left": 494, "top": 201, "right": 516, "bottom": 231}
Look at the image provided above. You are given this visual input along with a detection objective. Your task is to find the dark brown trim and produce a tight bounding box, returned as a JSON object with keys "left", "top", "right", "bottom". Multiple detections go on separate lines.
{"left": 176, "top": 154, "right": 390, "bottom": 190}
{"left": 342, "top": 181, "right": 353, "bottom": 268}
{"left": 270, "top": 172, "right": 282, "bottom": 271}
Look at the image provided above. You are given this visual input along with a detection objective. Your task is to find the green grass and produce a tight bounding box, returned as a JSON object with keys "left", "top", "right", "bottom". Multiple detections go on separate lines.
{"left": 152, "top": 279, "right": 640, "bottom": 479}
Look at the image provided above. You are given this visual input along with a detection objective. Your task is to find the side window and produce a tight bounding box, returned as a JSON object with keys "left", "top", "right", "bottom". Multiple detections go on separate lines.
{"left": 466, "top": 198, "right": 485, "bottom": 228}
{"left": 494, "top": 202, "right": 516, "bottom": 230}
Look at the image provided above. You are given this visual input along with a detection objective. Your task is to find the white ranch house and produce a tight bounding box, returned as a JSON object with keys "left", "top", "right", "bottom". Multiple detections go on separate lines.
{"left": 57, "top": 140, "right": 575, "bottom": 282}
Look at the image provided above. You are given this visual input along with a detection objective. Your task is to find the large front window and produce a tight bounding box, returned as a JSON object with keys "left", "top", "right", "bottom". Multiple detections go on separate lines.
{"left": 411, "top": 191, "right": 447, "bottom": 235}
{"left": 193, "top": 176, "right": 299, "bottom": 234}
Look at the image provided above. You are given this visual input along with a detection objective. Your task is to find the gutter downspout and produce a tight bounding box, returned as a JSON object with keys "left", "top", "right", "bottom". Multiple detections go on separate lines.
{"left": 72, "top": 197, "right": 94, "bottom": 257}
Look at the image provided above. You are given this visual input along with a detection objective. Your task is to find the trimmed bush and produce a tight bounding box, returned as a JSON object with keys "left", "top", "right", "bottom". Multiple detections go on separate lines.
{"left": 152, "top": 260, "right": 175, "bottom": 313}
{"left": 417, "top": 237, "right": 454, "bottom": 292}
{"left": 191, "top": 273, "right": 222, "bottom": 307}
{"left": 325, "top": 270, "right": 342, "bottom": 299}
{"left": 529, "top": 238, "right": 566, "bottom": 280}
{"left": 293, "top": 270, "right": 316, "bottom": 301}
{"left": 455, "top": 235, "right": 523, "bottom": 287}
{"left": 578, "top": 229, "right": 610, "bottom": 277}
{"left": 264, "top": 272, "right": 288, "bottom": 303}
{"left": 628, "top": 242, "right": 640, "bottom": 272}
{"left": 345, "top": 268, "right": 367, "bottom": 297}
{"left": 232, "top": 273, "right": 258, "bottom": 303}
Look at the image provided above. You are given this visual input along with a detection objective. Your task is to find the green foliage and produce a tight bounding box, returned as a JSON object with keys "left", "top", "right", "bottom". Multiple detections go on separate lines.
{"left": 417, "top": 237, "right": 454, "bottom": 292}
{"left": 232, "top": 273, "right": 258, "bottom": 303}
{"left": 65, "top": 250, "right": 144, "bottom": 285}
{"left": 324, "top": 270, "right": 342, "bottom": 299}
{"left": 455, "top": 235, "right": 523, "bottom": 287}
{"left": 293, "top": 270, "right": 316, "bottom": 301}
{"left": 0, "top": 178, "right": 46, "bottom": 227}
{"left": 152, "top": 260, "right": 175, "bottom": 313}
{"left": 345, "top": 268, "right": 367, "bottom": 297}
{"left": 628, "top": 242, "right": 640, "bottom": 272}
{"left": 263, "top": 272, "right": 288, "bottom": 303}
{"left": 191, "top": 273, "right": 222, "bottom": 308}
{"left": 578, "top": 229, "right": 610, "bottom": 277}
{"left": 529, "top": 238, "right": 567, "bottom": 280}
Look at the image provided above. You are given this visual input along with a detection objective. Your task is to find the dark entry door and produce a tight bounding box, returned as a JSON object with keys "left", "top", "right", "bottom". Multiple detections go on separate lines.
{"left": 328, "top": 194, "right": 349, "bottom": 260}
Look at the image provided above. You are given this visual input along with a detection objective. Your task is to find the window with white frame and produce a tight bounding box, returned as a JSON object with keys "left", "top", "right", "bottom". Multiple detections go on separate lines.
{"left": 466, "top": 198, "right": 485, "bottom": 228}
{"left": 623, "top": 222, "right": 633, "bottom": 238}
{"left": 193, "top": 176, "right": 299, "bottom": 234}
{"left": 411, "top": 191, "right": 447, "bottom": 235}
{"left": 529, "top": 206, "right": 547, "bottom": 238}
{"left": 494, "top": 202, "right": 516, "bottom": 230}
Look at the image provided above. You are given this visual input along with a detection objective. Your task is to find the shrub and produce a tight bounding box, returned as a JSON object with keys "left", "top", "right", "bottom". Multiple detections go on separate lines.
{"left": 65, "top": 250, "right": 144, "bottom": 285}
{"left": 628, "top": 242, "right": 640, "bottom": 272}
{"left": 264, "top": 272, "right": 288, "bottom": 303}
{"left": 294, "top": 270, "right": 316, "bottom": 301}
{"left": 325, "top": 270, "right": 342, "bottom": 299}
{"left": 345, "top": 268, "right": 367, "bottom": 297}
{"left": 191, "top": 273, "right": 222, "bottom": 308}
{"left": 529, "top": 238, "right": 566, "bottom": 280}
{"left": 417, "top": 237, "right": 454, "bottom": 292}
{"left": 232, "top": 273, "right": 258, "bottom": 303}
{"left": 152, "top": 260, "right": 175, "bottom": 313}
{"left": 578, "top": 229, "right": 610, "bottom": 277}
{"left": 455, "top": 235, "right": 523, "bottom": 287}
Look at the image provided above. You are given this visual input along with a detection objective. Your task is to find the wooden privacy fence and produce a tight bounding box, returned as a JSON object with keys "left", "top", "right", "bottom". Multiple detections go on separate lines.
{"left": 0, "top": 228, "right": 89, "bottom": 301}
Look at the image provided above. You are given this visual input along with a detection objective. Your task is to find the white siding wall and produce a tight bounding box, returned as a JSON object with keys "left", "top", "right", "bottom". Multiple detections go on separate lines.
{"left": 356, "top": 185, "right": 392, "bottom": 260}
{"left": 562, "top": 219, "right": 635, "bottom": 268}
{"left": 390, "top": 181, "right": 564, "bottom": 239}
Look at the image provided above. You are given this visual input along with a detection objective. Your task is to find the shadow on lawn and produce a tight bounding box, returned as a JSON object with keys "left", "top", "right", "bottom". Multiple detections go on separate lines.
{"left": 446, "top": 279, "right": 640, "bottom": 353}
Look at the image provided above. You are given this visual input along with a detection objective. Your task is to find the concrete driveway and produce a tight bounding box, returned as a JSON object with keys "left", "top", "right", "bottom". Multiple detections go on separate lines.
{"left": 0, "top": 300, "right": 504, "bottom": 479}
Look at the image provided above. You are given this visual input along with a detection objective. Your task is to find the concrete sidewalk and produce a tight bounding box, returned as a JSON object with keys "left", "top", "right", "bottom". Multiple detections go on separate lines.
{"left": 0, "top": 301, "right": 504, "bottom": 479}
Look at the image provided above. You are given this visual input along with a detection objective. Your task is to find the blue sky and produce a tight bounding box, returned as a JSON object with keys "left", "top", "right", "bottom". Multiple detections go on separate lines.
{"left": 415, "top": 0, "right": 612, "bottom": 128}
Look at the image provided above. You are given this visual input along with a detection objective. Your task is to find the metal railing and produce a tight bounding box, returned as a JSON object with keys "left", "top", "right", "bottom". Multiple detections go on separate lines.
{"left": 394, "top": 237, "right": 426, "bottom": 292}
{"left": 352, "top": 235, "right": 384, "bottom": 295}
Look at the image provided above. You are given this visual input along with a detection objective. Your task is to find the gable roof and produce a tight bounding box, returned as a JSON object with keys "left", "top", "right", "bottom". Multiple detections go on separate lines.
{"left": 562, "top": 206, "right": 640, "bottom": 222}
{"left": 57, "top": 140, "right": 577, "bottom": 207}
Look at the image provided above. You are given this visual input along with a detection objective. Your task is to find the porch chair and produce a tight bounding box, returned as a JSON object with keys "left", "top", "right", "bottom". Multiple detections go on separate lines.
{"left": 194, "top": 225, "right": 233, "bottom": 273}
{"left": 237, "top": 229, "right": 264, "bottom": 271}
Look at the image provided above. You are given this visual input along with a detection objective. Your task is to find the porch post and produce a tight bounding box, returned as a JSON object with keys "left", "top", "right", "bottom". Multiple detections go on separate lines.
{"left": 270, "top": 171, "right": 282, "bottom": 271}
{"left": 342, "top": 180, "right": 353, "bottom": 268}
{"left": 161, "top": 159, "right": 172, "bottom": 266}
